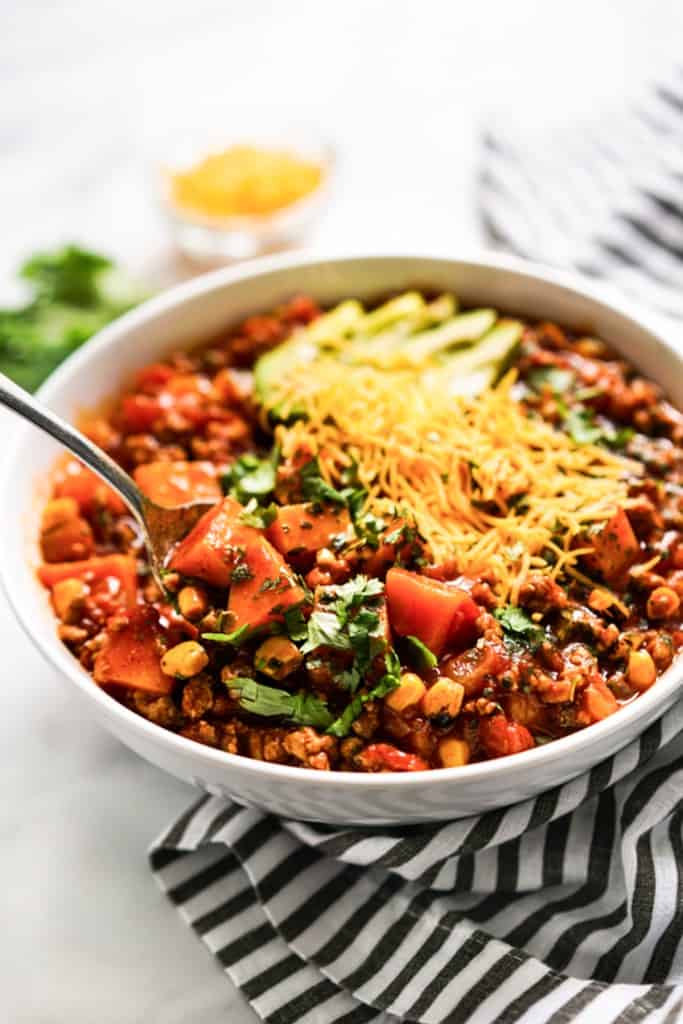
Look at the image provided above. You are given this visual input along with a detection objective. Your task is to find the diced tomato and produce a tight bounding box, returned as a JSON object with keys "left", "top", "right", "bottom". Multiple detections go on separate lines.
{"left": 38, "top": 554, "right": 138, "bottom": 610}
{"left": 385, "top": 567, "right": 480, "bottom": 656}
{"left": 479, "top": 715, "right": 535, "bottom": 758}
{"left": 54, "top": 457, "right": 127, "bottom": 516}
{"left": 133, "top": 461, "right": 221, "bottom": 509}
{"left": 119, "top": 394, "right": 167, "bottom": 433}
{"left": 358, "top": 743, "right": 429, "bottom": 772}
{"left": 135, "top": 363, "right": 175, "bottom": 393}
{"left": 228, "top": 542, "right": 305, "bottom": 631}
{"left": 363, "top": 519, "right": 420, "bottom": 577}
{"left": 267, "top": 503, "right": 351, "bottom": 560}
{"left": 93, "top": 607, "right": 174, "bottom": 695}
{"left": 583, "top": 508, "right": 640, "bottom": 584}
{"left": 581, "top": 680, "right": 619, "bottom": 723}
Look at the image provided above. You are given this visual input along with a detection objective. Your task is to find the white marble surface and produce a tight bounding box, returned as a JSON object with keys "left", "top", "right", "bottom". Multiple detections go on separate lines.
{"left": 2, "top": 2, "right": 683, "bottom": 1020}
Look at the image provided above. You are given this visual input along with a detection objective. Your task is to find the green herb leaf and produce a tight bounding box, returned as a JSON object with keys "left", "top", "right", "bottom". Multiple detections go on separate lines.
{"left": 404, "top": 635, "right": 438, "bottom": 670}
{"left": 202, "top": 624, "right": 257, "bottom": 647}
{"left": 561, "top": 405, "right": 634, "bottom": 450}
{"left": 300, "top": 457, "right": 366, "bottom": 516}
{"left": 528, "top": 367, "right": 575, "bottom": 395}
{"left": 563, "top": 407, "right": 603, "bottom": 445}
{"left": 0, "top": 245, "right": 148, "bottom": 391}
{"left": 222, "top": 445, "right": 280, "bottom": 505}
{"left": 494, "top": 605, "right": 545, "bottom": 650}
{"left": 326, "top": 648, "right": 401, "bottom": 737}
{"left": 283, "top": 604, "right": 309, "bottom": 643}
{"left": 239, "top": 498, "right": 278, "bottom": 529}
{"left": 227, "top": 676, "right": 333, "bottom": 728}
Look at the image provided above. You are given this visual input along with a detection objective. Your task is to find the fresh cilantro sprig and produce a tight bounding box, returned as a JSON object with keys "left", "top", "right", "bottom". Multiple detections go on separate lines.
{"left": 528, "top": 366, "right": 575, "bottom": 395}
{"left": 222, "top": 444, "right": 280, "bottom": 505}
{"left": 227, "top": 676, "right": 333, "bottom": 729}
{"left": 0, "top": 245, "right": 149, "bottom": 391}
{"left": 327, "top": 649, "right": 402, "bottom": 737}
{"left": 494, "top": 605, "right": 545, "bottom": 651}
{"left": 560, "top": 406, "right": 633, "bottom": 450}
{"left": 300, "top": 457, "right": 366, "bottom": 516}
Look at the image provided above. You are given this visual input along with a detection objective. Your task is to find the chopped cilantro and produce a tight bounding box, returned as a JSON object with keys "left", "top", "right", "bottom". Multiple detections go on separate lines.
{"left": 494, "top": 605, "right": 545, "bottom": 650}
{"left": 202, "top": 624, "right": 257, "bottom": 647}
{"left": 283, "top": 604, "right": 309, "bottom": 643}
{"left": 222, "top": 444, "right": 280, "bottom": 505}
{"left": 326, "top": 649, "right": 401, "bottom": 737}
{"left": 239, "top": 498, "right": 278, "bottom": 529}
{"left": 300, "top": 457, "right": 366, "bottom": 516}
{"left": 562, "top": 406, "right": 634, "bottom": 449}
{"left": 302, "top": 575, "right": 387, "bottom": 694}
{"left": 528, "top": 366, "right": 575, "bottom": 395}
{"left": 231, "top": 562, "right": 254, "bottom": 583}
{"left": 403, "top": 635, "right": 438, "bottom": 671}
{"left": 227, "top": 677, "right": 333, "bottom": 729}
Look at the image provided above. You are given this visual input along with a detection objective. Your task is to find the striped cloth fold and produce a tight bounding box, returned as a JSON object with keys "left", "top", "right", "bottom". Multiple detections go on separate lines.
{"left": 150, "top": 76, "right": 683, "bottom": 1022}
{"left": 151, "top": 701, "right": 683, "bottom": 1024}
{"left": 479, "top": 69, "right": 683, "bottom": 317}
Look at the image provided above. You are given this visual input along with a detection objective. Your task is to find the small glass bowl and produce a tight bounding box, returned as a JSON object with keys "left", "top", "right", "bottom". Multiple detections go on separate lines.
{"left": 157, "top": 134, "right": 335, "bottom": 265}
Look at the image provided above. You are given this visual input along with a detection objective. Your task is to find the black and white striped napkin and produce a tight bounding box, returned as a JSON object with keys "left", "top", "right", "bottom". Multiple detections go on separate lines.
{"left": 480, "top": 70, "right": 683, "bottom": 317}
{"left": 149, "top": 77, "right": 683, "bottom": 1023}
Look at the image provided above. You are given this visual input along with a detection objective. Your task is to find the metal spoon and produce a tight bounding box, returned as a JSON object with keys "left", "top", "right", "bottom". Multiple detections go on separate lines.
{"left": 0, "top": 371, "right": 216, "bottom": 588}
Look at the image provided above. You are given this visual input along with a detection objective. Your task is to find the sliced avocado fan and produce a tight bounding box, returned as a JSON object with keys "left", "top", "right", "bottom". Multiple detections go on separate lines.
{"left": 254, "top": 292, "right": 523, "bottom": 417}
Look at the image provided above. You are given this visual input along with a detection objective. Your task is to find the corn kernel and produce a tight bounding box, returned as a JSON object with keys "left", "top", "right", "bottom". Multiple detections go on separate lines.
{"left": 51, "top": 577, "right": 89, "bottom": 623}
{"left": 438, "top": 737, "right": 470, "bottom": 768}
{"left": 385, "top": 672, "right": 427, "bottom": 713}
{"left": 161, "top": 641, "right": 209, "bottom": 679}
{"left": 422, "top": 677, "right": 465, "bottom": 721}
{"left": 177, "top": 585, "right": 208, "bottom": 621}
{"left": 627, "top": 649, "right": 657, "bottom": 692}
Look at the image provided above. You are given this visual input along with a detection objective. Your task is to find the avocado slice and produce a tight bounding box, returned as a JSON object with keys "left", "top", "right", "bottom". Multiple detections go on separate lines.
{"left": 422, "top": 320, "right": 523, "bottom": 397}
{"left": 402, "top": 308, "right": 497, "bottom": 363}
{"left": 343, "top": 293, "right": 457, "bottom": 364}
{"left": 254, "top": 300, "right": 364, "bottom": 408}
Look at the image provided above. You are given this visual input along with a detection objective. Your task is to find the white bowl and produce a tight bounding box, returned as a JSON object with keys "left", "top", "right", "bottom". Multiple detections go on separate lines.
{"left": 3, "top": 252, "right": 682, "bottom": 825}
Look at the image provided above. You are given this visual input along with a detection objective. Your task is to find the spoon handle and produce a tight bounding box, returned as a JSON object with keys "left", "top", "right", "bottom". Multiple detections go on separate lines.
{"left": 0, "top": 370, "right": 145, "bottom": 522}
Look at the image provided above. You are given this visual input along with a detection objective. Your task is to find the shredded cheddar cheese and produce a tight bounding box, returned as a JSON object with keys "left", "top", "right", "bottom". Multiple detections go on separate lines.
{"left": 169, "top": 145, "right": 323, "bottom": 219}
{"left": 271, "top": 361, "right": 642, "bottom": 601}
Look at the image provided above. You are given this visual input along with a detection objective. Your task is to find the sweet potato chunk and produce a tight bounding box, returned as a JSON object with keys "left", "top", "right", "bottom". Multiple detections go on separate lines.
{"left": 267, "top": 503, "right": 351, "bottom": 559}
{"left": 54, "top": 457, "right": 127, "bottom": 516}
{"left": 386, "top": 567, "right": 479, "bottom": 656}
{"left": 169, "top": 497, "right": 248, "bottom": 588}
{"left": 94, "top": 607, "right": 174, "bottom": 695}
{"left": 228, "top": 539, "right": 305, "bottom": 631}
{"left": 133, "top": 460, "right": 221, "bottom": 508}
{"left": 583, "top": 508, "right": 640, "bottom": 584}
{"left": 38, "top": 554, "right": 138, "bottom": 610}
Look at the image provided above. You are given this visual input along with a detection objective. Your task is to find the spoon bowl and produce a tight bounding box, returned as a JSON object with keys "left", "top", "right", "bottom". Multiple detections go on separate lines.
{"left": 0, "top": 370, "right": 215, "bottom": 588}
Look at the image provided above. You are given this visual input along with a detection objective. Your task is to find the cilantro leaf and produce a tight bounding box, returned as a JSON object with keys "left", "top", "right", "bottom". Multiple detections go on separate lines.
{"left": 561, "top": 406, "right": 634, "bottom": 450}
{"left": 227, "top": 677, "right": 333, "bottom": 728}
{"left": 528, "top": 367, "right": 575, "bottom": 395}
{"left": 403, "top": 635, "right": 438, "bottom": 671}
{"left": 494, "top": 605, "right": 545, "bottom": 650}
{"left": 326, "top": 648, "right": 401, "bottom": 737}
{"left": 283, "top": 604, "right": 309, "bottom": 643}
{"left": 300, "top": 457, "right": 366, "bottom": 515}
{"left": 239, "top": 498, "right": 278, "bottom": 529}
{"left": 222, "top": 445, "right": 279, "bottom": 505}
{"left": 563, "top": 407, "right": 603, "bottom": 445}
{"left": 0, "top": 245, "right": 148, "bottom": 391}
{"left": 202, "top": 624, "right": 259, "bottom": 647}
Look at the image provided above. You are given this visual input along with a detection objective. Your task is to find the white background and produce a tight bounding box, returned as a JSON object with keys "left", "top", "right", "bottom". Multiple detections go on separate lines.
{"left": 2, "top": 1, "right": 683, "bottom": 1020}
